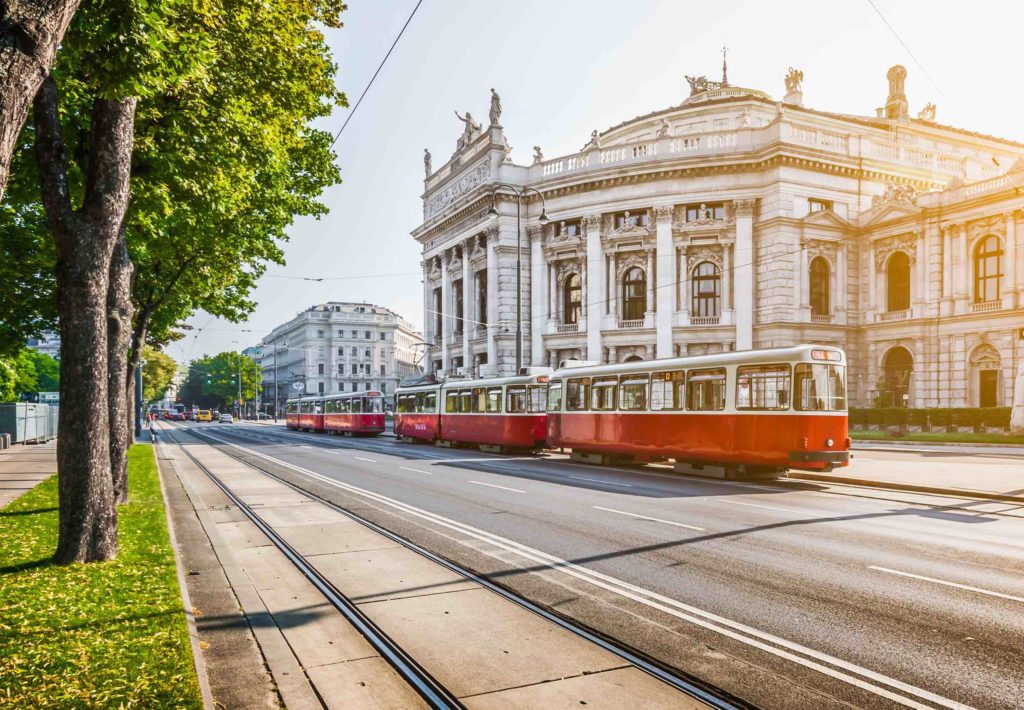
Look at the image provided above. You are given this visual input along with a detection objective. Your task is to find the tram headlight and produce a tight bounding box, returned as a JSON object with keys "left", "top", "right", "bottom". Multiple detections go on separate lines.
{"left": 825, "top": 438, "right": 834, "bottom": 447}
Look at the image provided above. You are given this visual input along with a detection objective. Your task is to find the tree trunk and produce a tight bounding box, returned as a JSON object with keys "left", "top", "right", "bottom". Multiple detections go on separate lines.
{"left": 108, "top": 233, "right": 134, "bottom": 505}
{"left": 35, "top": 76, "right": 137, "bottom": 564}
{"left": 0, "top": 0, "right": 79, "bottom": 201}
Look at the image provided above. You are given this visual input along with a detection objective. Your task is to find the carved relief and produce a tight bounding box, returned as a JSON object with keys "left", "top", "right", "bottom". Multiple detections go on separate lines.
{"left": 527, "top": 224, "right": 544, "bottom": 242}
{"left": 555, "top": 258, "right": 582, "bottom": 285}
{"left": 654, "top": 205, "right": 674, "bottom": 223}
{"left": 967, "top": 214, "right": 1006, "bottom": 242}
{"left": 426, "top": 159, "right": 490, "bottom": 218}
{"left": 686, "top": 244, "right": 723, "bottom": 271}
{"left": 733, "top": 199, "right": 756, "bottom": 217}
{"left": 427, "top": 256, "right": 441, "bottom": 279}
{"left": 874, "top": 233, "right": 917, "bottom": 268}
{"left": 582, "top": 214, "right": 602, "bottom": 234}
{"left": 803, "top": 239, "right": 839, "bottom": 265}
{"left": 615, "top": 250, "right": 650, "bottom": 277}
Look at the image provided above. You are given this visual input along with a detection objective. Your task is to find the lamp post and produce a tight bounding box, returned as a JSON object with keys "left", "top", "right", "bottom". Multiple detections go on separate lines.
{"left": 487, "top": 185, "right": 548, "bottom": 373}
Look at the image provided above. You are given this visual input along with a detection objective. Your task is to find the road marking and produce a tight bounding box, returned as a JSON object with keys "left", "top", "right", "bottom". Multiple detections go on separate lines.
{"left": 468, "top": 480, "right": 525, "bottom": 493}
{"left": 720, "top": 499, "right": 807, "bottom": 515}
{"left": 196, "top": 432, "right": 973, "bottom": 710}
{"left": 399, "top": 466, "right": 433, "bottom": 475}
{"left": 354, "top": 456, "right": 377, "bottom": 463}
{"left": 869, "top": 566, "right": 1024, "bottom": 604}
{"left": 569, "top": 475, "right": 633, "bottom": 488}
{"left": 593, "top": 506, "right": 705, "bottom": 531}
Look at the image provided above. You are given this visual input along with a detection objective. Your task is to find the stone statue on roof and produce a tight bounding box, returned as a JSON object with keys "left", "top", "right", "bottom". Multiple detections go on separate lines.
{"left": 423, "top": 148, "right": 432, "bottom": 176}
{"left": 784, "top": 67, "right": 804, "bottom": 94}
{"left": 657, "top": 118, "right": 672, "bottom": 138}
{"left": 532, "top": 145, "right": 544, "bottom": 164}
{"left": 917, "top": 102, "right": 937, "bottom": 122}
{"left": 489, "top": 88, "right": 502, "bottom": 126}
{"left": 454, "top": 111, "right": 481, "bottom": 150}
{"left": 583, "top": 129, "right": 602, "bottom": 151}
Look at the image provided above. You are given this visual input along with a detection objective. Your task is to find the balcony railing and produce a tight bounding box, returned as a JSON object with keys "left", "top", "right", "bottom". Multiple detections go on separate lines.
{"left": 555, "top": 323, "right": 579, "bottom": 333}
{"left": 970, "top": 300, "right": 1002, "bottom": 313}
{"left": 878, "top": 309, "right": 910, "bottom": 322}
{"left": 690, "top": 316, "right": 720, "bottom": 326}
{"left": 810, "top": 313, "right": 833, "bottom": 324}
{"left": 617, "top": 319, "right": 646, "bottom": 329}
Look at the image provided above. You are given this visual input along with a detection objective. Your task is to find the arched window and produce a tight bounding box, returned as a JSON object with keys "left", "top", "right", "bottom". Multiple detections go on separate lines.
{"left": 691, "top": 262, "right": 721, "bottom": 318}
{"left": 881, "top": 346, "right": 913, "bottom": 407}
{"left": 973, "top": 236, "right": 1002, "bottom": 304}
{"left": 623, "top": 354, "right": 644, "bottom": 362}
{"left": 809, "top": 257, "right": 830, "bottom": 317}
{"left": 886, "top": 251, "right": 910, "bottom": 312}
{"left": 563, "top": 273, "right": 581, "bottom": 324}
{"left": 622, "top": 267, "right": 647, "bottom": 320}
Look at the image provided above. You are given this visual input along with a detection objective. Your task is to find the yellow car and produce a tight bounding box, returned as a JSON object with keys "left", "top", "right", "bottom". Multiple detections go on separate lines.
{"left": 196, "top": 410, "right": 213, "bottom": 422}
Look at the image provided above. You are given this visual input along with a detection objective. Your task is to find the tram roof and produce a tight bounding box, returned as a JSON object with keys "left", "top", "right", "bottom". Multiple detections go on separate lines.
{"left": 396, "top": 370, "right": 552, "bottom": 393}
{"left": 550, "top": 344, "right": 845, "bottom": 380}
{"left": 288, "top": 391, "right": 383, "bottom": 403}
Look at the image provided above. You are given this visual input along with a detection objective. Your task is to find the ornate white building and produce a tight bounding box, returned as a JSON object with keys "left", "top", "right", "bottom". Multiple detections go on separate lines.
{"left": 413, "top": 65, "right": 1024, "bottom": 408}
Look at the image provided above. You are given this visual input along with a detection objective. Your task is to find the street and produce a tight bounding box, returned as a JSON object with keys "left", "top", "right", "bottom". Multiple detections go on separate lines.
{"left": 180, "top": 421, "right": 1024, "bottom": 710}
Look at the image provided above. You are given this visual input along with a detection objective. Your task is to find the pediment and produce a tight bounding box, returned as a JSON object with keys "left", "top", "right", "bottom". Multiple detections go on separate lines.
{"left": 858, "top": 201, "right": 922, "bottom": 228}
{"left": 801, "top": 209, "right": 850, "bottom": 230}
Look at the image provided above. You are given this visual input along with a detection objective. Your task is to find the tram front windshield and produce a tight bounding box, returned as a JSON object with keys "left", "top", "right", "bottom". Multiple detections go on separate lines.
{"left": 363, "top": 396, "right": 384, "bottom": 413}
{"left": 794, "top": 364, "right": 846, "bottom": 411}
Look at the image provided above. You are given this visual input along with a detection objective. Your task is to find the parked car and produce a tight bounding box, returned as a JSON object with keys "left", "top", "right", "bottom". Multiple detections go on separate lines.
{"left": 218, "top": 413, "right": 234, "bottom": 423}
{"left": 255, "top": 412, "right": 273, "bottom": 420}
{"left": 196, "top": 410, "right": 213, "bottom": 422}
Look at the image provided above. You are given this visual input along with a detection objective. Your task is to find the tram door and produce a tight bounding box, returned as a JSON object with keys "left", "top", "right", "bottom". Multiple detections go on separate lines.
{"left": 979, "top": 370, "right": 998, "bottom": 408}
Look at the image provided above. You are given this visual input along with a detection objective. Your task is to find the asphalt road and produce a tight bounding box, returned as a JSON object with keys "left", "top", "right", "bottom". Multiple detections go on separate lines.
{"left": 179, "top": 421, "right": 1024, "bottom": 710}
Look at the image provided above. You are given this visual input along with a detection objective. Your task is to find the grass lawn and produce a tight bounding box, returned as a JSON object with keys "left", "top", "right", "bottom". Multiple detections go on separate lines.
{"left": 0, "top": 444, "right": 201, "bottom": 708}
{"left": 851, "top": 430, "right": 1024, "bottom": 445}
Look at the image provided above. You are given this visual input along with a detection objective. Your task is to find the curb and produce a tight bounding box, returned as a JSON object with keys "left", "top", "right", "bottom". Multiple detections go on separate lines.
{"left": 852, "top": 439, "right": 1024, "bottom": 452}
{"left": 787, "top": 472, "right": 1024, "bottom": 504}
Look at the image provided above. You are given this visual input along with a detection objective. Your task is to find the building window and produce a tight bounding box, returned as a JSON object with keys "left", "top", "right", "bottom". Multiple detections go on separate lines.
{"left": 316, "top": 330, "right": 324, "bottom": 338}
{"left": 973, "top": 235, "right": 1002, "bottom": 303}
{"left": 453, "top": 279, "right": 464, "bottom": 333}
{"left": 364, "top": 330, "right": 370, "bottom": 339}
{"left": 380, "top": 364, "right": 386, "bottom": 376}
{"left": 558, "top": 219, "right": 582, "bottom": 237}
{"left": 317, "top": 381, "right": 324, "bottom": 394}
{"left": 364, "top": 348, "right": 371, "bottom": 358}
{"left": 809, "top": 256, "right": 830, "bottom": 317}
{"left": 337, "top": 347, "right": 344, "bottom": 356}
{"left": 563, "top": 273, "right": 582, "bottom": 324}
{"left": 886, "top": 251, "right": 911, "bottom": 312}
{"left": 317, "top": 363, "right": 324, "bottom": 375}
{"left": 685, "top": 203, "right": 724, "bottom": 222}
{"left": 622, "top": 267, "right": 646, "bottom": 320}
{"left": 476, "top": 270, "right": 488, "bottom": 327}
{"left": 338, "top": 364, "right": 344, "bottom": 375}
{"left": 379, "top": 332, "right": 386, "bottom": 341}
{"left": 613, "top": 210, "right": 648, "bottom": 230}
{"left": 691, "top": 262, "right": 720, "bottom": 318}
{"left": 352, "top": 382, "right": 359, "bottom": 392}
{"left": 880, "top": 346, "right": 913, "bottom": 407}
{"left": 808, "top": 198, "right": 833, "bottom": 213}
{"left": 351, "top": 363, "right": 357, "bottom": 374}
{"left": 380, "top": 382, "right": 387, "bottom": 394}
{"left": 351, "top": 329, "right": 357, "bottom": 338}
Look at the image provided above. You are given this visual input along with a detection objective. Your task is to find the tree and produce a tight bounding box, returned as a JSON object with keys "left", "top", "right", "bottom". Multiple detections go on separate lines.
{"left": 0, "top": 348, "right": 41, "bottom": 401}
{"left": 141, "top": 346, "right": 176, "bottom": 403}
{"left": 179, "top": 352, "right": 260, "bottom": 410}
{"left": 27, "top": 350, "right": 59, "bottom": 390}
{"left": 0, "top": 0, "right": 80, "bottom": 201}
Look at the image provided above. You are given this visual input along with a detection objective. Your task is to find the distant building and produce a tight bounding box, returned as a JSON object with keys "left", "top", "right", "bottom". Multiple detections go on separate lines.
{"left": 26, "top": 332, "right": 60, "bottom": 360}
{"left": 241, "top": 345, "right": 262, "bottom": 362}
{"left": 260, "top": 302, "right": 424, "bottom": 412}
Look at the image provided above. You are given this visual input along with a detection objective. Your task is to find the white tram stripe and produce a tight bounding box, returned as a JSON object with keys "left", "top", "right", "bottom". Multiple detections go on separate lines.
{"left": 468, "top": 480, "right": 525, "bottom": 493}
{"left": 569, "top": 475, "right": 633, "bottom": 488}
{"left": 593, "top": 506, "right": 705, "bottom": 531}
{"left": 201, "top": 434, "right": 969, "bottom": 710}
{"left": 868, "top": 566, "right": 1024, "bottom": 604}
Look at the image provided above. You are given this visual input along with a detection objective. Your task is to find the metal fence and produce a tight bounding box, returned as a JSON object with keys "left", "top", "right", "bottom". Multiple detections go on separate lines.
{"left": 0, "top": 403, "right": 59, "bottom": 444}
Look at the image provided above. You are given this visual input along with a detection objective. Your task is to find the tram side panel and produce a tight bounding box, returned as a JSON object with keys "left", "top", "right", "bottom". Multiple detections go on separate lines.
{"left": 440, "top": 413, "right": 546, "bottom": 449}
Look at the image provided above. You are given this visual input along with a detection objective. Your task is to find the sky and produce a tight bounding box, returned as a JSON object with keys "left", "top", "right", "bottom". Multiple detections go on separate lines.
{"left": 167, "top": 0, "right": 1024, "bottom": 363}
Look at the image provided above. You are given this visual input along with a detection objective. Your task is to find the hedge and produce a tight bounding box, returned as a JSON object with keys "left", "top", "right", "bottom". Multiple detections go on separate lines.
{"left": 847, "top": 407, "right": 1011, "bottom": 428}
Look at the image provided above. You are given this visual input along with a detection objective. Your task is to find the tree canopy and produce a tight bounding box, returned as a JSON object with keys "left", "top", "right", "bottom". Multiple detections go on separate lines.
{"left": 0, "top": 349, "right": 60, "bottom": 401}
{"left": 179, "top": 352, "right": 261, "bottom": 409}
{"left": 141, "top": 347, "right": 178, "bottom": 403}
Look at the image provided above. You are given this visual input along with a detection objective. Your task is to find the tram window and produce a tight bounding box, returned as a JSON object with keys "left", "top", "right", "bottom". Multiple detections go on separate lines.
{"left": 686, "top": 369, "right": 726, "bottom": 411}
{"left": 486, "top": 387, "right": 502, "bottom": 413}
{"left": 299, "top": 401, "right": 308, "bottom": 414}
{"left": 506, "top": 386, "right": 527, "bottom": 413}
{"left": 471, "top": 387, "right": 487, "bottom": 413}
{"left": 619, "top": 375, "right": 650, "bottom": 411}
{"left": 547, "top": 381, "right": 563, "bottom": 412}
{"left": 651, "top": 370, "right": 685, "bottom": 411}
{"left": 591, "top": 377, "right": 617, "bottom": 411}
{"left": 367, "top": 397, "right": 383, "bottom": 413}
{"left": 794, "top": 364, "right": 847, "bottom": 411}
{"left": 736, "top": 365, "right": 791, "bottom": 410}
{"left": 458, "top": 390, "right": 473, "bottom": 413}
{"left": 314, "top": 401, "right": 324, "bottom": 414}
{"left": 446, "top": 392, "right": 458, "bottom": 413}
{"left": 397, "top": 395, "right": 412, "bottom": 413}
{"left": 350, "top": 397, "right": 362, "bottom": 414}
{"left": 566, "top": 378, "right": 590, "bottom": 411}
{"left": 528, "top": 385, "right": 546, "bottom": 413}
{"left": 424, "top": 392, "right": 437, "bottom": 413}
{"left": 324, "top": 399, "right": 334, "bottom": 414}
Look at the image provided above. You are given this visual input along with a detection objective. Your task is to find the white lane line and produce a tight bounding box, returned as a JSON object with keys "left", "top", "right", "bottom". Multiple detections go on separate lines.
{"left": 399, "top": 466, "right": 433, "bottom": 475}
{"left": 354, "top": 456, "right": 377, "bottom": 463}
{"left": 479, "top": 463, "right": 524, "bottom": 472}
{"left": 593, "top": 505, "right": 705, "bottom": 531}
{"left": 569, "top": 475, "right": 633, "bottom": 488}
{"left": 468, "top": 480, "right": 525, "bottom": 494}
{"left": 869, "top": 566, "right": 1024, "bottom": 604}
{"left": 198, "top": 433, "right": 970, "bottom": 710}
{"left": 720, "top": 499, "right": 807, "bottom": 515}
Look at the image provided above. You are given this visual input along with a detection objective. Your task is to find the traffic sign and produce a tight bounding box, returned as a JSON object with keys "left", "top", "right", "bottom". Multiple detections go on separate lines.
{"left": 292, "top": 382, "right": 304, "bottom": 391}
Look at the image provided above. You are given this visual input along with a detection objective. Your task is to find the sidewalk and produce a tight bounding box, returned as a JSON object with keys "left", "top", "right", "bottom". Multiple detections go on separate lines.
{"left": 0, "top": 441, "right": 56, "bottom": 508}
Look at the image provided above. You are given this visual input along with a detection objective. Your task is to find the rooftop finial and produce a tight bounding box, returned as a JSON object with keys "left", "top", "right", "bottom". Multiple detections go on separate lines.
{"left": 721, "top": 44, "right": 729, "bottom": 86}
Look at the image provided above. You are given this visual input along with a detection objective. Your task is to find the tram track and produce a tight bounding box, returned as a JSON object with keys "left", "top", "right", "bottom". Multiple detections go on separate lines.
{"left": 163, "top": 421, "right": 747, "bottom": 710}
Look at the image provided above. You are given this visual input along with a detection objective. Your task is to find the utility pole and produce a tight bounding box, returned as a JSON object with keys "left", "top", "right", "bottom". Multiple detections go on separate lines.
{"left": 273, "top": 343, "right": 279, "bottom": 421}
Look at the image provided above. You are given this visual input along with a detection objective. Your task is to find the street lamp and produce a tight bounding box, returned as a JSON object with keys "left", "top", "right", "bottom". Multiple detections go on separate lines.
{"left": 487, "top": 184, "right": 548, "bottom": 373}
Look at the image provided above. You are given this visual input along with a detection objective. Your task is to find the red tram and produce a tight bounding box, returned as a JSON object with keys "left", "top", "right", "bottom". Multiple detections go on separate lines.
{"left": 395, "top": 371, "right": 549, "bottom": 451}
{"left": 546, "top": 345, "right": 849, "bottom": 474}
{"left": 286, "top": 392, "right": 386, "bottom": 435}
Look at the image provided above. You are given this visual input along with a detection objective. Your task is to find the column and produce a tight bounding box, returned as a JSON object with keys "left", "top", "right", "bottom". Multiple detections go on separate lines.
{"left": 440, "top": 251, "right": 450, "bottom": 372}
{"left": 605, "top": 254, "right": 615, "bottom": 317}
{"left": 798, "top": 243, "right": 809, "bottom": 320}
{"left": 678, "top": 245, "right": 690, "bottom": 325}
{"left": 867, "top": 243, "right": 877, "bottom": 316}
{"left": 529, "top": 225, "right": 545, "bottom": 366}
{"left": 485, "top": 228, "right": 498, "bottom": 368}
{"left": 645, "top": 248, "right": 656, "bottom": 327}
{"left": 462, "top": 242, "right": 471, "bottom": 372}
{"left": 836, "top": 246, "right": 847, "bottom": 324}
{"left": 913, "top": 230, "right": 927, "bottom": 317}
{"left": 1004, "top": 212, "right": 1017, "bottom": 308}
{"left": 955, "top": 224, "right": 968, "bottom": 311}
{"left": 547, "top": 262, "right": 556, "bottom": 326}
{"left": 941, "top": 226, "right": 952, "bottom": 315}
{"left": 422, "top": 263, "right": 432, "bottom": 345}
{"left": 733, "top": 199, "right": 755, "bottom": 350}
{"left": 654, "top": 206, "right": 675, "bottom": 358}
{"left": 585, "top": 215, "right": 603, "bottom": 362}
{"left": 722, "top": 242, "right": 733, "bottom": 324}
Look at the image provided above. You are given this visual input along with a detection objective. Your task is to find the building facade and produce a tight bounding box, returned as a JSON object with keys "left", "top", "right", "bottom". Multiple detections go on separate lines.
{"left": 413, "top": 65, "right": 1024, "bottom": 408}
{"left": 259, "top": 302, "right": 424, "bottom": 412}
